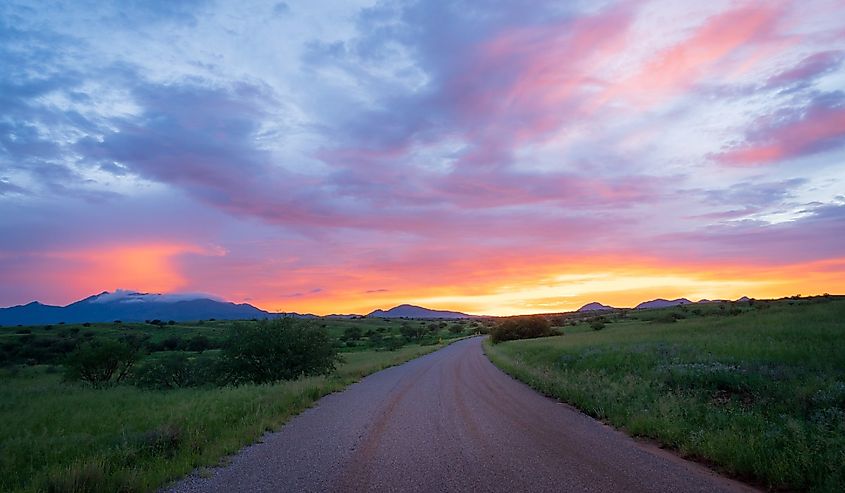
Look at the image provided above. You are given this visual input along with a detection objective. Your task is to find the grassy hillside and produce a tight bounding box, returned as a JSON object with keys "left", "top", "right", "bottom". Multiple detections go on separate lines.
{"left": 0, "top": 317, "right": 480, "bottom": 492}
{"left": 485, "top": 296, "right": 845, "bottom": 492}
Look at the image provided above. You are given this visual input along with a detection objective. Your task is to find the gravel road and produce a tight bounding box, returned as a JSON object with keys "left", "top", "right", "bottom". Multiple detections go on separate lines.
{"left": 167, "top": 336, "right": 756, "bottom": 492}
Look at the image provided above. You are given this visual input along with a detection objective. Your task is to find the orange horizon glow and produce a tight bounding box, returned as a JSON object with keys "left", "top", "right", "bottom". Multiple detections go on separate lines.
{"left": 22, "top": 244, "right": 841, "bottom": 317}
{"left": 247, "top": 257, "right": 844, "bottom": 316}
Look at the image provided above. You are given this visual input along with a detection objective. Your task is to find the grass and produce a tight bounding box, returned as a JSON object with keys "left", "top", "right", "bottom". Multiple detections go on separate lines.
{"left": 484, "top": 297, "right": 845, "bottom": 492}
{"left": 0, "top": 342, "right": 444, "bottom": 492}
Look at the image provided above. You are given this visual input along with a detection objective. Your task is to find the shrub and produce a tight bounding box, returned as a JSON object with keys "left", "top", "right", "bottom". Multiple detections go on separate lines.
{"left": 342, "top": 326, "right": 363, "bottom": 341}
{"left": 63, "top": 340, "right": 139, "bottom": 387}
{"left": 138, "top": 424, "right": 182, "bottom": 458}
{"left": 400, "top": 323, "right": 427, "bottom": 341}
{"left": 491, "top": 316, "right": 554, "bottom": 343}
{"left": 132, "top": 353, "right": 220, "bottom": 389}
{"left": 160, "top": 336, "right": 183, "bottom": 351}
{"left": 448, "top": 324, "right": 462, "bottom": 334}
{"left": 218, "top": 318, "right": 337, "bottom": 385}
{"left": 590, "top": 320, "right": 606, "bottom": 331}
{"left": 186, "top": 336, "right": 212, "bottom": 352}
{"left": 385, "top": 336, "right": 404, "bottom": 351}
{"left": 368, "top": 332, "right": 384, "bottom": 347}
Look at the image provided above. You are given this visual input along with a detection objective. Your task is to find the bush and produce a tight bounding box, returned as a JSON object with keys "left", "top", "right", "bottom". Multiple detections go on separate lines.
{"left": 132, "top": 353, "right": 220, "bottom": 389}
{"left": 63, "top": 340, "right": 139, "bottom": 387}
{"left": 368, "top": 332, "right": 384, "bottom": 347}
{"left": 590, "top": 320, "right": 606, "bottom": 331}
{"left": 218, "top": 318, "right": 338, "bottom": 385}
{"left": 385, "top": 337, "right": 404, "bottom": 351}
{"left": 186, "top": 336, "right": 213, "bottom": 352}
{"left": 400, "top": 323, "right": 427, "bottom": 341}
{"left": 342, "top": 326, "right": 363, "bottom": 341}
{"left": 138, "top": 424, "right": 183, "bottom": 458}
{"left": 491, "top": 316, "right": 554, "bottom": 343}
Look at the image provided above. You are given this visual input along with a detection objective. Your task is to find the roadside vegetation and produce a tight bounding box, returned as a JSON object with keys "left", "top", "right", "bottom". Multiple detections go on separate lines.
{"left": 489, "top": 315, "right": 557, "bottom": 343}
{"left": 0, "top": 316, "right": 483, "bottom": 492}
{"left": 485, "top": 295, "right": 845, "bottom": 492}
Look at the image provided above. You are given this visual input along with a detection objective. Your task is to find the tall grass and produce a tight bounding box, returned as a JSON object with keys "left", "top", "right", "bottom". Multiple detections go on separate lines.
{"left": 485, "top": 299, "right": 845, "bottom": 492}
{"left": 0, "top": 344, "right": 440, "bottom": 493}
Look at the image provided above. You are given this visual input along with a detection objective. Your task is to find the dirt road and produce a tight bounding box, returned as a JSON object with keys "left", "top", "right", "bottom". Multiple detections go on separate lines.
{"left": 168, "top": 337, "right": 754, "bottom": 492}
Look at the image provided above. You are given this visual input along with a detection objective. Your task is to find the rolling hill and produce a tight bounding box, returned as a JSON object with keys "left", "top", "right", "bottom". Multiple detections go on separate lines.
{"left": 366, "top": 304, "right": 471, "bottom": 319}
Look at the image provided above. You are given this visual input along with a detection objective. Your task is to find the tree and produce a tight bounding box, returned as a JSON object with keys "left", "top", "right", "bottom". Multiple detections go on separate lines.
{"left": 219, "top": 318, "right": 338, "bottom": 385}
{"left": 490, "top": 316, "right": 555, "bottom": 343}
{"left": 63, "top": 340, "right": 139, "bottom": 387}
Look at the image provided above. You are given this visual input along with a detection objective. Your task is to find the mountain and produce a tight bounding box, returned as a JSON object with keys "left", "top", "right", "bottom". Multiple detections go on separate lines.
{"left": 366, "top": 304, "right": 471, "bottom": 319}
{"left": 0, "top": 290, "right": 288, "bottom": 326}
{"left": 577, "top": 302, "right": 615, "bottom": 312}
{"left": 634, "top": 298, "right": 693, "bottom": 310}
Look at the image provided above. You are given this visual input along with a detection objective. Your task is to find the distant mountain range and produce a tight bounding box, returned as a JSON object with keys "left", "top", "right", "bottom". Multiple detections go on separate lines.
{"left": 0, "top": 290, "right": 311, "bottom": 326}
{"left": 576, "top": 296, "right": 751, "bottom": 312}
{"left": 0, "top": 292, "right": 475, "bottom": 326}
{"left": 366, "top": 304, "right": 471, "bottom": 319}
{"left": 1, "top": 290, "right": 757, "bottom": 326}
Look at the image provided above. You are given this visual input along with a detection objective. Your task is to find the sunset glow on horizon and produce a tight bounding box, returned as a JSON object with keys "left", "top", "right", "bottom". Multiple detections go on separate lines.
{"left": 1, "top": 1, "right": 844, "bottom": 316}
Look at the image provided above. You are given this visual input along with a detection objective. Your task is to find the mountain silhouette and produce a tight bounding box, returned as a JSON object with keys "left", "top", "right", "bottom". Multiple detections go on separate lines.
{"left": 366, "top": 304, "right": 470, "bottom": 319}
{"left": 0, "top": 290, "right": 297, "bottom": 325}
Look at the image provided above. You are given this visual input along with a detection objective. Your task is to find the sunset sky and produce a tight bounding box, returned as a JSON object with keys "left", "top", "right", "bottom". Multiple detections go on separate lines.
{"left": 1, "top": 0, "right": 844, "bottom": 315}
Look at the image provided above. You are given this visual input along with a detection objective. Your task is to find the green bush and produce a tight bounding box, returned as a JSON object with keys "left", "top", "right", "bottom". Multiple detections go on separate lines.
{"left": 218, "top": 318, "right": 338, "bottom": 385}
{"left": 132, "top": 353, "right": 220, "bottom": 389}
{"left": 186, "top": 336, "right": 213, "bottom": 352}
{"left": 491, "top": 316, "right": 554, "bottom": 343}
{"left": 385, "top": 337, "right": 405, "bottom": 351}
{"left": 342, "top": 326, "right": 363, "bottom": 341}
{"left": 63, "top": 340, "right": 139, "bottom": 388}
{"left": 400, "top": 323, "right": 426, "bottom": 341}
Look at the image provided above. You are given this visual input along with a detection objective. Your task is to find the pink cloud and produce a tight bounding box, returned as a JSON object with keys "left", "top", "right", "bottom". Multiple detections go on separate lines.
{"left": 716, "top": 103, "right": 845, "bottom": 166}
{"left": 599, "top": 2, "right": 788, "bottom": 109}
{"left": 765, "top": 50, "right": 843, "bottom": 89}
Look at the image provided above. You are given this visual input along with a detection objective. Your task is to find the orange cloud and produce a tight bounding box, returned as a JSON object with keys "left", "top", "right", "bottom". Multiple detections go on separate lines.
{"left": 38, "top": 243, "right": 211, "bottom": 303}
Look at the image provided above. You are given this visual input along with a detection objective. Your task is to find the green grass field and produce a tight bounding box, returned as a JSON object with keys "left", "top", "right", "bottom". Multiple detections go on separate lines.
{"left": 485, "top": 297, "right": 845, "bottom": 492}
{"left": 0, "top": 317, "right": 477, "bottom": 493}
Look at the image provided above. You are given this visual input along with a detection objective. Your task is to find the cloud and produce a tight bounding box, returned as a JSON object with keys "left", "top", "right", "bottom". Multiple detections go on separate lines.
{"left": 715, "top": 92, "right": 845, "bottom": 166}
{"left": 90, "top": 289, "right": 224, "bottom": 303}
{"left": 655, "top": 203, "right": 845, "bottom": 264}
{"left": 765, "top": 51, "right": 844, "bottom": 91}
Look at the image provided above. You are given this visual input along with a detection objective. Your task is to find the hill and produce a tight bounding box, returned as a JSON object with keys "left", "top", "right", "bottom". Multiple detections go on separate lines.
{"left": 577, "top": 302, "right": 615, "bottom": 312}
{"left": 366, "top": 304, "right": 470, "bottom": 319}
{"left": 634, "top": 298, "right": 692, "bottom": 310}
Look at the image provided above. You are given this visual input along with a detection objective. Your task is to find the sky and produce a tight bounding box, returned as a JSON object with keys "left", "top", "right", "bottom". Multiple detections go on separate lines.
{"left": 1, "top": 0, "right": 844, "bottom": 315}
